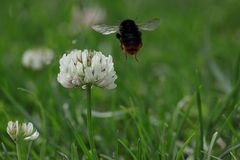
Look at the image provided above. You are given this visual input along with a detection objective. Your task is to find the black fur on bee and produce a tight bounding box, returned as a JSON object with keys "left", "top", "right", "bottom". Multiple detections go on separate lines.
{"left": 116, "top": 19, "right": 142, "bottom": 55}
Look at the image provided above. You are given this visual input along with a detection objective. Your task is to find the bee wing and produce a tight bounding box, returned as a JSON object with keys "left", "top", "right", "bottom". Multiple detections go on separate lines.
{"left": 138, "top": 18, "right": 160, "bottom": 31}
{"left": 91, "top": 24, "right": 119, "bottom": 35}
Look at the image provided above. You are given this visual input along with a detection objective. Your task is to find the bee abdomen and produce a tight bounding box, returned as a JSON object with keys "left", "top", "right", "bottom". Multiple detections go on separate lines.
{"left": 120, "top": 33, "right": 142, "bottom": 45}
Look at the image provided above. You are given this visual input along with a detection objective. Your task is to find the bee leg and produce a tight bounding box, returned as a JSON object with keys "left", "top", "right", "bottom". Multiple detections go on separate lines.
{"left": 116, "top": 33, "right": 121, "bottom": 40}
{"left": 134, "top": 55, "right": 139, "bottom": 62}
{"left": 125, "top": 53, "right": 128, "bottom": 60}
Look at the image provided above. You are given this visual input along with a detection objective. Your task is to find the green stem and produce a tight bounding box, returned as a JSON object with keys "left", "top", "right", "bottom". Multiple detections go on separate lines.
{"left": 26, "top": 141, "right": 33, "bottom": 160}
{"left": 86, "top": 84, "right": 97, "bottom": 159}
{"left": 196, "top": 87, "right": 204, "bottom": 159}
{"left": 16, "top": 141, "right": 22, "bottom": 160}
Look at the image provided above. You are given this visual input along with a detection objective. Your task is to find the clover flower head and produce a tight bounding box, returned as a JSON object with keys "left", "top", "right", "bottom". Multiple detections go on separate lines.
{"left": 24, "top": 130, "right": 39, "bottom": 141}
{"left": 7, "top": 121, "right": 20, "bottom": 141}
{"left": 22, "top": 48, "right": 54, "bottom": 70}
{"left": 21, "top": 122, "right": 39, "bottom": 141}
{"left": 7, "top": 121, "right": 39, "bottom": 141}
{"left": 57, "top": 49, "right": 117, "bottom": 89}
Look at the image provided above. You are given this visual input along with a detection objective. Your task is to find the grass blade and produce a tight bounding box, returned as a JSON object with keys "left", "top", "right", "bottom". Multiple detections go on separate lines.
{"left": 137, "top": 138, "right": 142, "bottom": 160}
{"left": 206, "top": 132, "right": 218, "bottom": 160}
{"left": 1, "top": 86, "right": 32, "bottom": 121}
{"left": 218, "top": 143, "right": 240, "bottom": 159}
{"left": 67, "top": 121, "right": 93, "bottom": 159}
{"left": 100, "top": 154, "right": 114, "bottom": 160}
{"left": 230, "top": 152, "right": 237, "bottom": 160}
{"left": 71, "top": 143, "right": 79, "bottom": 160}
{"left": 57, "top": 151, "right": 69, "bottom": 160}
{"left": 118, "top": 139, "right": 137, "bottom": 160}
{"left": 1, "top": 143, "right": 10, "bottom": 160}
{"left": 175, "top": 133, "right": 195, "bottom": 160}
{"left": 196, "top": 86, "right": 204, "bottom": 159}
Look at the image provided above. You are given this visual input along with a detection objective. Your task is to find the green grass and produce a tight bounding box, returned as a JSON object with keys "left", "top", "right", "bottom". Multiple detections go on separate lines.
{"left": 1, "top": 0, "right": 240, "bottom": 159}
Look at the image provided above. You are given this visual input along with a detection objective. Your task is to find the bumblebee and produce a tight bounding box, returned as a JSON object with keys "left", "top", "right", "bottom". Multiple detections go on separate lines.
{"left": 92, "top": 19, "right": 160, "bottom": 59}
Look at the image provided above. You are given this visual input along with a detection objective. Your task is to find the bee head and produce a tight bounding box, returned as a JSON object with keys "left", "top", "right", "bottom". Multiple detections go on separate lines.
{"left": 120, "top": 19, "right": 136, "bottom": 27}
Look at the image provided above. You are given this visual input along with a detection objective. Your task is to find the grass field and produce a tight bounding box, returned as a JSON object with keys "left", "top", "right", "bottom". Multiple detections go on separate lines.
{"left": 1, "top": 0, "right": 240, "bottom": 159}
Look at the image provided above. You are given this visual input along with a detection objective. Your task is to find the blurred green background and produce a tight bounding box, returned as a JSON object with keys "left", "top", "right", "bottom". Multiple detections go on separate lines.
{"left": 0, "top": 0, "right": 240, "bottom": 159}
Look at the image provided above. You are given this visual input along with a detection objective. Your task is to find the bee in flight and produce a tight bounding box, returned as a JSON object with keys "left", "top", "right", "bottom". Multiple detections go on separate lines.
{"left": 91, "top": 19, "right": 160, "bottom": 60}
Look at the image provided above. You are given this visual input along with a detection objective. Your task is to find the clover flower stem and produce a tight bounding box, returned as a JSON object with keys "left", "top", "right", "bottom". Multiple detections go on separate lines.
{"left": 26, "top": 141, "right": 33, "bottom": 160}
{"left": 86, "top": 84, "right": 97, "bottom": 159}
{"left": 16, "top": 141, "right": 22, "bottom": 160}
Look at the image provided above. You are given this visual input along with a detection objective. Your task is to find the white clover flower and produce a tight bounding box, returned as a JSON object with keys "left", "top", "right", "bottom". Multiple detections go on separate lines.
{"left": 24, "top": 130, "right": 39, "bottom": 141}
{"left": 7, "top": 121, "right": 39, "bottom": 141}
{"left": 70, "top": 5, "right": 106, "bottom": 34}
{"left": 21, "top": 122, "right": 33, "bottom": 136}
{"left": 57, "top": 49, "right": 117, "bottom": 89}
{"left": 7, "top": 121, "right": 20, "bottom": 141}
{"left": 22, "top": 48, "right": 54, "bottom": 70}
{"left": 21, "top": 122, "right": 39, "bottom": 141}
